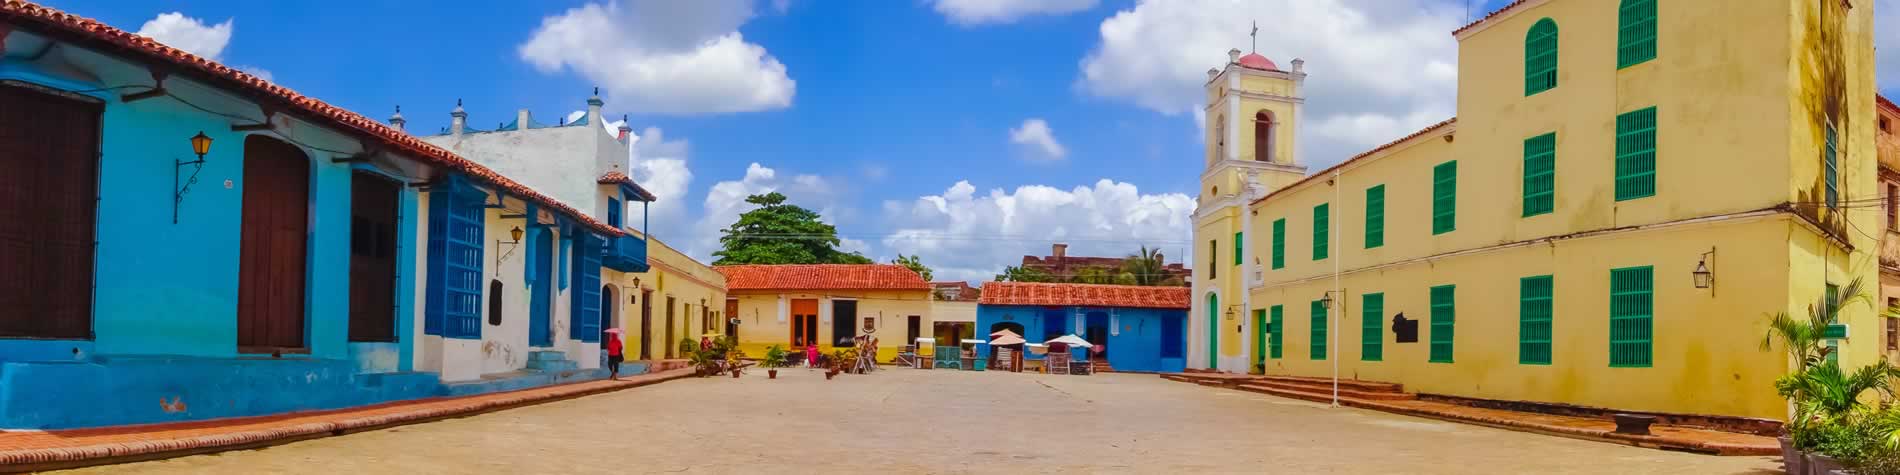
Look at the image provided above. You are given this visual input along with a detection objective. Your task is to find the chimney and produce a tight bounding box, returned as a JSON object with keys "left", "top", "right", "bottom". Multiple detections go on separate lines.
{"left": 388, "top": 105, "right": 405, "bottom": 132}
{"left": 617, "top": 114, "right": 632, "bottom": 142}
{"left": 1052, "top": 243, "right": 1068, "bottom": 261}
{"left": 1227, "top": 48, "right": 1241, "bottom": 64}
{"left": 1206, "top": 67, "right": 1219, "bottom": 81}
{"left": 450, "top": 99, "right": 466, "bottom": 137}
{"left": 516, "top": 109, "right": 531, "bottom": 131}
{"left": 1291, "top": 58, "right": 1305, "bottom": 74}
{"left": 586, "top": 87, "right": 604, "bottom": 130}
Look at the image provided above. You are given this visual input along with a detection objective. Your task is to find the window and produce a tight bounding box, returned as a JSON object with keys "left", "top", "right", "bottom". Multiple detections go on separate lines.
{"left": 1523, "top": 133, "right": 1556, "bottom": 216}
{"left": 1433, "top": 161, "right": 1457, "bottom": 234}
{"left": 1520, "top": 276, "right": 1554, "bottom": 365}
{"left": 1208, "top": 240, "right": 1217, "bottom": 279}
{"left": 1254, "top": 111, "right": 1275, "bottom": 162}
{"left": 1617, "top": 0, "right": 1657, "bottom": 68}
{"left": 1233, "top": 232, "right": 1243, "bottom": 266}
{"left": 863, "top": 316, "right": 876, "bottom": 333}
{"left": 1610, "top": 266, "right": 1654, "bottom": 367}
{"left": 488, "top": 280, "right": 504, "bottom": 326}
{"left": 1362, "top": 293, "right": 1383, "bottom": 362}
{"left": 1889, "top": 183, "right": 1898, "bottom": 231}
{"left": 1271, "top": 219, "right": 1286, "bottom": 269}
{"left": 1887, "top": 298, "right": 1898, "bottom": 352}
{"left": 570, "top": 234, "right": 602, "bottom": 342}
{"left": 1310, "top": 299, "right": 1327, "bottom": 360}
{"left": 1525, "top": 18, "right": 1559, "bottom": 96}
{"left": 1615, "top": 107, "right": 1658, "bottom": 200}
{"left": 607, "top": 197, "right": 622, "bottom": 228}
{"left": 908, "top": 315, "right": 921, "bottom": 343}
{"left": 1269, "top": 305, "right": 1284, "bottom": 359}
{"left": 1883, "top": 116, "right": 1893, "bottom": 134}
{"left": 1365, "top": 185, "right": 1385, "bottom": 249}
{"left": 0, "top": 85, "right": 100, "bottom": 340}
{"left": 1825, "top": 122, "right": 1839, "bottom": 209}
{"left": 1430, "top": 285, "right": 1455, "bottom": 363}
{"left": 1313, "top": 204, "right": 1330, "bottom": 260}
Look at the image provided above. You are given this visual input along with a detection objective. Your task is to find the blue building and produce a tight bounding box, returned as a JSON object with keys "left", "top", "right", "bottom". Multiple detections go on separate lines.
{"left": 976, "top": 282, "right": 1189, "bottom": 373}
{"left": 0, "top": 3, "right": 649, "bottom": 429}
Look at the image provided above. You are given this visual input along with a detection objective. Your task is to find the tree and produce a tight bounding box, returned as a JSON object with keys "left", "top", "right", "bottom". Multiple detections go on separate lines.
{"left": 995, "top": 265, "right": 1055, "bottom": 283}
{"left": 713, "top": 192, "right": 872, "bottom": 265}
{"left": 893, "top": 254, "right": 932, "bottom": 281}
{"left": 1120, "top": 246, "right": 1173, "bottom": 286}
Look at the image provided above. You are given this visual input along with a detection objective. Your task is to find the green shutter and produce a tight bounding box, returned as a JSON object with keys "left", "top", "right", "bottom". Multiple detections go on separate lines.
{"left": 1520, "top": 276, "right": 1554, "bottom": 365}
{"left": 1826, "top": 123, "right": 1839, "bottom": 209}
{"left": 1430, "top": 285, "right": 1455, "bottom": 363}
{"left": 1270, "top": 305, "right": 1284, "bottom": 359}
{"left": 1615, "top": 107, "right": 1658, "bottom": 201}
{"left": 1525, "top": 19, "right": 1559, "bottom": 96}
{"left": 1433, "top": 161, "right": 1457, "bottom": 234}
{"left": 1313, "top": 203, "right": 1329, "bottom": 260}
{"left": 1310, "top": 299, "right": 1327, "bottom": 360}
{"left": 1523, "top": 133, "right": 1556, "bottom": 217}
{"left": 1609, "top": 266, "right": 1654, "bottom": 367}
{"left": 1617, "top": 0, "right": 1657, "bottom": 69}
{"left": 1365, "top": 185, "right": 1385, "bottom": 248}
{"left": 1271, "top": 219, "right": 1285, "bottom": 269}
{"left": 1234, "top": 232, "right": 1243, "bottom": 266}
{"left": 1362, "top": 293, "right": 1384, "bottom": 362}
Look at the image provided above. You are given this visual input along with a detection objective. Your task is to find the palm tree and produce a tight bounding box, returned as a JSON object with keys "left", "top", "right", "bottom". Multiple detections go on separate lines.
{"left": 1762, "top": 278, "right": 1868, "bottom": 371}
{"left": 1121, "top": 246, "right": 1167, "bottom": 286}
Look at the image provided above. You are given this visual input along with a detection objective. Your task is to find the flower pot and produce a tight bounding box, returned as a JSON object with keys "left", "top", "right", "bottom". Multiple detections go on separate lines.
{"left": 769, "top": 369, "right": 778, "bottom": 379}
{"left": 1807, "top": 452, "right": 1843, "bottom": 475}
{"left": 825, "top": 372, "right": 836, "bottom": 380}
{"left": 1780, "top": 437, "right": 1804, "bottom": 475}
{"left": 731, "top": 371, "right": 741, "bottom": 379}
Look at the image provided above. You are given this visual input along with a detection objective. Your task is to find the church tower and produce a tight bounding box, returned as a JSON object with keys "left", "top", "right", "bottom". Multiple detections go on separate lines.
{"left": 1190, "top": 47, "right": 1309, "bottom": 372}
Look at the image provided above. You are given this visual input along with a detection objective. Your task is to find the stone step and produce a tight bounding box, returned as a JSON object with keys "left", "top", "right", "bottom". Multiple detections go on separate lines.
{"left": 528, "top": 350, "right": 569, "bottom": 362}
{"left": 1253, "top": 375, "right": 1405, "bottom": 394}
{"left": 1237, "top": 382, "right": 1416, "bottom": 401}
{"left": 526, "top": 359, "right": 578, "bottom": 372}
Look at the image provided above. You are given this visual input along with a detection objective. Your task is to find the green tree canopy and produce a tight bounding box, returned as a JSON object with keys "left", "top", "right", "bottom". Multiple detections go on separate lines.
{"left": 894, "top": 254, "right": 933, "bottom": 281}
{"left": 996, "top": 265, "right": 1056, "bottom": 283}
{"left": 713, "top": 192, "right": 872, "bottom": 265}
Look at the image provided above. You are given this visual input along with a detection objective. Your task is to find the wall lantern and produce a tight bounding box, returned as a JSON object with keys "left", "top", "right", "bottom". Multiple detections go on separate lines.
{"left": 495, "top": 226, "right": 524, "bottom": 269}
{"left": 1319, "top": 292, "right": 1335, "bottom": 311}
{"left": 173, "top": 131, "right": 214, "bottom": 224}
{"left": 631, "top": 277, "right": 642, "bottom": 289}
{"left": 1693, "top": 247, "right": 1716, "bottom": 293}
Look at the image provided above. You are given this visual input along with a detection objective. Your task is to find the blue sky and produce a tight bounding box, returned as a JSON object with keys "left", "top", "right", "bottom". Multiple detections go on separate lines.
{"left": 44, "top": 0, "right": 1895, "bottom": 283}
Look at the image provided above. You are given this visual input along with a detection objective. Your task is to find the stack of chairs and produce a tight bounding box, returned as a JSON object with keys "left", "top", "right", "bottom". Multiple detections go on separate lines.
{"left": 1047, "top": 352, "right": 1071, "bottom": 375}
{"left": 895, "top": 344, "right": 919, "bottom": 368}
{"left": 934, "top": 345, "right": 961, "bottom": 370}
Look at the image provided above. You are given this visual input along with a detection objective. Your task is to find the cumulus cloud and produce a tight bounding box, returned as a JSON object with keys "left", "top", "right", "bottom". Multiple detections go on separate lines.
{"left": 931, "top": 0, "right": 1099, "bottom": 26}
{"left": 1077, "top": 0, "right": 1461, "bottom": 169}
{"left": 136, "top": 12, "right": 233, "bottom": 60}
{"left": 626, "top": 127, "right": 694, "bottom": 231}
{"left": 519, "top": 0, "right": 795, "bottom": 115}
{"left": 1009, "top": 118, "right": 1067, "bottom": 160}
{"left": 673, "top": 162, "right": 851, "bottom": 261}
{"left": 880, "top": 179, "right": 1195, "bottom": 283}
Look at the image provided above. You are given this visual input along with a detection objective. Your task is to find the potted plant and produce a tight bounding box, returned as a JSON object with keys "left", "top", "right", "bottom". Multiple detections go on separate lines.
{"left": 762, "top": 345, "right": 787, "bottom": 379}
{"left": 1763, "top": 278, "right": 1900, "bottom": 473}
{"left": 726, "top": 345, "right": 747, "bottom": 379}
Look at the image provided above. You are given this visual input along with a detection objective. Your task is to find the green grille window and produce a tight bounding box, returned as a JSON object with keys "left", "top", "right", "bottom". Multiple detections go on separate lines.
{"left": 1617, "top": 0, "right": 1657, "bottom": 69}
{"left": 1311, "top": 299, "right": 1327, "bottom": 360}
{"left": 1520, "top": 276, "right": 1553, "bottom": 365}
{"left": 1313, "top": 203, "right": 1329, "bottom": 260}
{"left": 1610, "top": 266, "right": 1654, "bottom": 367}
{"left": 1615, "top": 107, "right": 1658, "bottom": 200}
{"left": 1430, "top": 285, "right": 1455, "bottom": 363}
{"left": 1365, "top": 185, "right": 1385, "bottom": 249}
{"left": 1270, "top": 305, "right": 1284, "bottom": 359}
{"left": 1826, "top": 123, "right": 1839, "bottom": 209}
{"left": 1271, "top": 219, "right": 1285, "bottom": 270}
{"left": 1523, "top": 133, "right": 1556, "bottom": 216}
{"left": 1433, "top": 161, "right": 1457, "bottom": 234}
{"left": 1525, "top": 18, "right": 1559, "bottom": 96}
{"left": 1362, "top": 293, "right": 1384, "bottom": 362}
{"left": 1234, "top": 232, "right": 1243, "bottom": 266}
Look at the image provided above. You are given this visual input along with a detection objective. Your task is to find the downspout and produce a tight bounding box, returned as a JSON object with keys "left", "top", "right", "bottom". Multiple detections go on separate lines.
{"left": 1332, "top": 168, "right": 1342, "bottom": 407}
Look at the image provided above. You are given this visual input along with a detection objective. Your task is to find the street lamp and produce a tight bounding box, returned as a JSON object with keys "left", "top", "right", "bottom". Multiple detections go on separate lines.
{"left": 174, "top": 131, "right": 214, "bottom": 224}
{"left": 1693, "top": 247, "right": 1716, "bottom": 294}
{"left": 1319, "top": 292, "right": 1334, "bottom": 311}
{"left": 495, "top": 226, "right": 524, "bottom": 269}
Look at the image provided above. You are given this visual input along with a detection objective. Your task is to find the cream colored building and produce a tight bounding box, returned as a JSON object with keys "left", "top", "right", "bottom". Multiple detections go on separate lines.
{"left": 716, "top": 265, "right": 933, "bottom": 362}
{"left": 607, "top": 233, "right": 728, "bottom": 361}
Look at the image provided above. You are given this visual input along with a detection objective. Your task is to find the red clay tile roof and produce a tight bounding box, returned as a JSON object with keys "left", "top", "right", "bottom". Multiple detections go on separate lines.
{"left": 979, "top": 282, "right": 1189, "bottom": 310}
{"left": 1251, "top": 118, "right": 1455, "bottom": 206}
{"left": 1881, "top": 94, "right": 1899, "bottom": 115}
{"left": 0, "top": 0, "right": 619, "bottom": 236}
{"left": 716, "top": 265, "right": 931, "bottom": 291}
{"left": 1452, "top": 0, "right": 1531, "bottom": 37}
{"left": 597, "top": 171, "right": 658, "bottom": 202}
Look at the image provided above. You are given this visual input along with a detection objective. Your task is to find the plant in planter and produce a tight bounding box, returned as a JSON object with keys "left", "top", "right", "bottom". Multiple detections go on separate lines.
{"left": 678, "top": 337, "right": 699, "bottom": 360}
{"left": 762, "top": 345, "right": 788, "bottom": 379}
{"left": 726, "top": 346, "right": 747, "bottom": 379}
{"left": 1763, "top": 278, "right": 1900, "bottom": 472}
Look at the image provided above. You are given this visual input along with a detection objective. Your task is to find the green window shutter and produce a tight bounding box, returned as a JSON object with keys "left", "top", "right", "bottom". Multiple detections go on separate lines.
{"left": 1362, "top": 293, "right": 1384, "bottom": 362}
{"left": 1310, "top": 299, "right": 1327, "bottom": 360}
{"left": 1234, "top": 232, "right": 1243, "bottom": 266}
{"left": 1520, "top": 276, "right": 1554, "bottom": 365}
{"left": 1271, "top": 219, "right": 1285, "bottom": 269}
{"left": 1617, "top": 0, "right": 1657, "bottom": 69}
{"left": 1609, "top": 266, "right": 1654, "bottom": 367}
{"left": 1523, "top": 133, "right": 1556, "bottom": 217}
{"left": 1270, "top": 305, "right": 1283, "bottom": 359}
{"left": 1312, "top": 203, "right": 1329, "bottom": 260}
{"left": 1826, "top": 123, "right": 1839, "bottom": 209}
{"left": 1525, "top": 19, "right": 1559, "bottom": 96}
{"left": 1365, "top": 185, "right": 1385, "bottom": 248}
{"left": 1615, "top": 107, "right": 1658, "bottom": 201}
{"left": 1430, "top": 285, "right": 1455, "bottom": 363}
{"left": 1433, "top": 161, "right": 1457, "bottom": 234}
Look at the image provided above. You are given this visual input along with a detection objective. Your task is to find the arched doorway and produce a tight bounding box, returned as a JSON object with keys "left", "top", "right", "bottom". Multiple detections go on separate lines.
{"left": 1205, "top": 293, "right": 1219, "bottom": 369}
{"left": 601, "top": 284, "right": 619, "bottom": 334}
{"left": 237, "top": 135, "right": 310, "bottom": 352}
{"left": 1253, "top": 111, "right": 1276, "bottom": 162}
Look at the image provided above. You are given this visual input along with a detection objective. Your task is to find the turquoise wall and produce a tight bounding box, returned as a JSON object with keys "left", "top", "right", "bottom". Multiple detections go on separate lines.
{"left": 975, "top": 305, "right": 1188, "bottom": 373}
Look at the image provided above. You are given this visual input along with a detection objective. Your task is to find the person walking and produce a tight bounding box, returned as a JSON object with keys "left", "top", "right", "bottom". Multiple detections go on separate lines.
{"left": 604, "top": 328, "right": 625, "bottom": 380}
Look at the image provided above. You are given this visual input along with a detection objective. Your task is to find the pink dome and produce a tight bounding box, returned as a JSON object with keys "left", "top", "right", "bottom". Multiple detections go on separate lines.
{"left": 1237, "top": 52, "right": 1277, "bottom": 71}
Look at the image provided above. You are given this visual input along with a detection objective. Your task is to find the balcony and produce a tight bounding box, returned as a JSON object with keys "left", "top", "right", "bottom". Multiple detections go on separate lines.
{"left": 602, "top": 234, "right": 649, "bottom": 273}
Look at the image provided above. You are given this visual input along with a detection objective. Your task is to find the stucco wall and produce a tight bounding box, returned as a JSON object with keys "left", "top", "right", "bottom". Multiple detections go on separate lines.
{"left": 976, "top": 305, "right": 1188, "bottom": 373}
{"left": 727, "top": 290, "right": 933, "bottom": 363}
{"left": 607, "top": 235, "right": 727, "bottom": 361}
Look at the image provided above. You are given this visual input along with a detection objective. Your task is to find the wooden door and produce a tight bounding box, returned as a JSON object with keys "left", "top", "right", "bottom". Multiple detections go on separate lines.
{"left": 724, "top": 299, "right": 739, "bottom": 340}
{"left": 348, "top": 172, "right": 399, "bottom": 342}
{"left": 639, "top": 289, "right": 653, "bottom": 359}
{"left": 237, "top": 135, "right": 310, "bottom": 352}
{"left": 791, "top": 299, "right": 818, "bottom": 347}
{"left": 0, "top": 85, "right": 99, "bottom": 339}
{"left": 664, "top": 296, "right": 676, "bottom": 358}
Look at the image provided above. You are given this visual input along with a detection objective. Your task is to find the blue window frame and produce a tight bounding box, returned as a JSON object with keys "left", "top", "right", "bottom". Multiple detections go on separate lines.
{"left": 424, "top": 176, "right": 485, "bottom": 339}
{"left": 570, "top": 233, "right": 603, "bottom": 342}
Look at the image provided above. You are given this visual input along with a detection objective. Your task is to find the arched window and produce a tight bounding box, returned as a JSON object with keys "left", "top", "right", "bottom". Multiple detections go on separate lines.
{"left": 1617, "top": 0, "right": 1656, "bottom": 68}
{"left": 488, "top": 279, "right": 504, "bottom": 326}
{"left": 1213, "top": 115, "right": 1226, "bottom": 161}
{"left": 1253, "top": 111, "right": 1275, "bottom": 162}
{"left": 1525, "top": 18, "right": 1559, "bottom": 96}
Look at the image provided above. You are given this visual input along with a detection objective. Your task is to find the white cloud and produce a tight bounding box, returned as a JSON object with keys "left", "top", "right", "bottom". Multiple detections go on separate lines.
{"left": 519, "top": 1, "right": 795, "bottom": 115}
{"left": 673, "top": 162, "right": 852, "bottom": 261}
{"left": 1077, "top": 0, "right": 1461, "bottom": 169}
{"left": 880, "top": 179, "right": 1195, "bottom": 283}
{"left": 135, "top": 12, "right": 233, "bottom": 60}
{"left": 1879, "top": 0, "right": 1900, "bottom": 91}
{"left": 1008, "top": 118, "right": 1068, "bottom": 160}
{"left": 931, "top": 0, "right": 1099, "bottom": 26}
{"left": 626, "top": 126, "right": 694, "bottom": 229}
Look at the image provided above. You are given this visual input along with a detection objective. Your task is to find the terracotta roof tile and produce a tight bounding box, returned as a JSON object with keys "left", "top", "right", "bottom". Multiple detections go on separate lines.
{"left": 1452, "top": 0, "right": 1531, "bottom": 37}
{"left": 978, "top": 282, "right": 1189, "bottom": 310}
{"left": 0, "top": 0, "right": 619, "bottom": 236}
{"left": 716, "top": 265, "right": 930, "bottom": 291}
{"left": 597, "top": 171, "right": 657, "bottom": 202}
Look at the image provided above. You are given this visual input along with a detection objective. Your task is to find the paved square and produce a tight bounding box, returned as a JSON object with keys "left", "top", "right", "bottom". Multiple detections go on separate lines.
{"left": 71, "top": 368, "right": 1780, "bottom": 474}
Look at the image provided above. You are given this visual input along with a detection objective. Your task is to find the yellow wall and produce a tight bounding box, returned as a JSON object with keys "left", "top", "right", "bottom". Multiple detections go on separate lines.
{"left": 726, "top": 289, "right": 933, "bottom": 363}
{"left": 603, "top": 233, "right": 727, "bottom": 360}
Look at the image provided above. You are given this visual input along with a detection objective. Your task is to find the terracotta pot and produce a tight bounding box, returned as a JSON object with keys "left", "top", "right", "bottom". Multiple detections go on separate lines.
{"left": 1780, "top": 437, "right": 1803, "bottom": 475}
{"left": 769, "top": 369, "right": 778, "bottom": 379}
{"left": 825, "top": 372, "right": 836, "bottom": 380}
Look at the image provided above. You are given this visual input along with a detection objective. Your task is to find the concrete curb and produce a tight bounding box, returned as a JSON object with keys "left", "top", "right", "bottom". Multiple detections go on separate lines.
{"left": 0, "top": 368, "right": 696, "bottom": 473}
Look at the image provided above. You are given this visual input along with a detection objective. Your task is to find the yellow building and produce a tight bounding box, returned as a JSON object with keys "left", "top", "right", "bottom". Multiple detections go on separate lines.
{"left": 1195, "top": 0, "right": 1879, "bottom": 422}
{"left": 716, "top": 265, "right": 933, "bottom": 362}
{"left": 605, "top": 231, "right": 728, "bottom": 361}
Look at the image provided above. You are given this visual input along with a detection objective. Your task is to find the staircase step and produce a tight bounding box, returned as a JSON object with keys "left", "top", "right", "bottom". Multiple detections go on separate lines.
{"left": 526, "top": 359, "right": 578, "bottom": 372}
{"left": 528, "top": 350, "right": 569, "bottom": 362}
{"left": 1257, "top": 375, "right": 1403, "bottom": 393}
{"left": 1238, "top": 382, "right": 1415, "bottom": 401}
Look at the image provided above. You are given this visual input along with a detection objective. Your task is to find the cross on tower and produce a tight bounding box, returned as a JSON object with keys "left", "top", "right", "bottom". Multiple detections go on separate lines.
{"left": 1250, "top": 21, "right": 1259, "bottom": 53}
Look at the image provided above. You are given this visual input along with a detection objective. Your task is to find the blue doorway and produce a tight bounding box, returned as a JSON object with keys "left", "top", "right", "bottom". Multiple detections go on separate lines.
{"left": 529, "top": 228, "right": 554, "bottom": 347}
